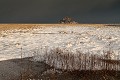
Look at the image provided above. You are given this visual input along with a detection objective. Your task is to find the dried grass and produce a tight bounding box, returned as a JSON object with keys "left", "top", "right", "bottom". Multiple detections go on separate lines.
{"left": 34, "top": 48, "right": 120, "bottom": 71}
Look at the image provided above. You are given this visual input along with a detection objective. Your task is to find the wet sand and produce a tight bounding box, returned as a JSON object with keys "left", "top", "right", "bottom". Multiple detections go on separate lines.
{"left": 0, "top": 57, "right": 51, "bottom": 80}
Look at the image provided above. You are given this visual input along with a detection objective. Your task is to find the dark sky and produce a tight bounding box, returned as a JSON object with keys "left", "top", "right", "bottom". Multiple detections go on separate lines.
{"left": 0, "top": 0, "right": 120, "bottom": 23}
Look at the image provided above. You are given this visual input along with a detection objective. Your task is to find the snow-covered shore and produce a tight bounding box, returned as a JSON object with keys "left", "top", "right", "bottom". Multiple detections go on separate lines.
{"left": 0, "top": 24, "right": 120, "bottom": 61}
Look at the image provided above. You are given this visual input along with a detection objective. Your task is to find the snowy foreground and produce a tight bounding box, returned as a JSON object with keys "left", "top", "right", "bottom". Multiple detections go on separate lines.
{"left": 0, "top": 24, "right": 120, "bottom": 70}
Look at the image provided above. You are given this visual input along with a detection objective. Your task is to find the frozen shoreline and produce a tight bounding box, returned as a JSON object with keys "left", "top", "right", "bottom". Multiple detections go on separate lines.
{"left": 0, "top": 25, "right": 120, "bottom": 61}
{"left": 0, "top": 24, "right": 120, "bottom": 71}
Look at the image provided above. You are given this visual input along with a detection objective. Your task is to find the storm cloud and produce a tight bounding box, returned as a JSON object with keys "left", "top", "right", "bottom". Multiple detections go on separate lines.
{"left": 0, "top": 0, "right": 120, "bottom": 23}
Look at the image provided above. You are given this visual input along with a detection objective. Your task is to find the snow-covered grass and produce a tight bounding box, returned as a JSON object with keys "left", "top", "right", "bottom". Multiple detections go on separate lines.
{"left": 0, "top": 24, "right": 120, "bottom": 70}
